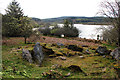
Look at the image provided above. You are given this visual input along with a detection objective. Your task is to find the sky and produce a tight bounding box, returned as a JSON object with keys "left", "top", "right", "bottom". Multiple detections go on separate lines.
{"left": 0, "top": 0, "right": 104, "bottom": 19}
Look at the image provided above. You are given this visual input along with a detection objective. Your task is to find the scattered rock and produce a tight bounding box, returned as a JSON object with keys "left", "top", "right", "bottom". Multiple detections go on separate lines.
{"left": 55, "top": 51, "right": 64, "bottom": 56}
{"left": 67, "top": 45, "right": 83, "bottom": 52}
{"left": 82, "top": 45, "right": 88, "bottom": 47}
{"left": 22, "top": 49, "right": 33, "bottom": 63}
{"left": 42, "top": 46, "right": 54, "bottom": 55}
{"left": 64, "top": 72, "right": 71, "bottom": 77}
{"left": 79, "top": 56, "right": 85, "bottom": 59}
{"left": 51, "top": 64, "right": 62, "bottom": 69}
{"left": 68, "top": 65, "right": 87, "bottom": 76}
{"left": 85, "top": 49, "right": 91, "bottom": 54}
{"left": 57, "top": 56, "right": 66, "bottom": 60}
{"left": 110, "top": 47, "right": 120, "bottom": 60}
{"left": 68, "top": 65, "right": 83, "bottom": 72}
{"left": 102, "top": 55, "right": 106, "bottom": 58}
{"left": 51, "top": 43, "right": 64, "bottom": 48}
{"left": 95, "top": 46, "right": 110, "bottom": 55}
{"left": 33, "top": 42, "right": 44, "bottom": 66}
{"left": 57, "top": 43, "right": 64, "bottom": 47}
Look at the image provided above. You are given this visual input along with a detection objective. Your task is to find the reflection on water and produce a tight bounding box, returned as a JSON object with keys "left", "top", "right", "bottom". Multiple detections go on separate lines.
{"left": 58, "top": 24, "right": 108, "bottom": 40}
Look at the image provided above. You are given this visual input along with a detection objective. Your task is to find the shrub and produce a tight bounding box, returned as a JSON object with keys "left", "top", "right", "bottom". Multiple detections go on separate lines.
{"left": 39, "top": 20, "right": 80, "bottom": 37}
{"left": 39, "top": 27, "right": 51, "bottom": 35}
{"left": 51, "top": 26, "right": 80, "bottom": 37}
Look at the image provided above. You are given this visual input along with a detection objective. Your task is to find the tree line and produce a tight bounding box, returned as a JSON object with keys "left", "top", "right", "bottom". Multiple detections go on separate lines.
{"left": 3, "top": 0, "right": 120, "bottom": 47}
{"left": 2, "top": 0, "right": 80, "bottom": 44}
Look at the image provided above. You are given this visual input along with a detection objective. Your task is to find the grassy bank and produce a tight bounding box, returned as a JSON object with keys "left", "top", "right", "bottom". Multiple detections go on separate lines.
{"left": 2, "top": 36, "right": 119, "bottom": 78}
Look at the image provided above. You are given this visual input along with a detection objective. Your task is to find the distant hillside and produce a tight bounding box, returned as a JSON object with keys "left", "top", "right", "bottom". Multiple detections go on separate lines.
{"left": 32, "top": 16, "right": 109, "bottom": 25}
{"left": 32, "top": 17, "right": 41, "bottom": 21}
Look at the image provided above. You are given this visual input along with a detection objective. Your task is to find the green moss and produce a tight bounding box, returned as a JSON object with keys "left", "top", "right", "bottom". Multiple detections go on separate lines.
{"left": 49, "top": 54, "right": 56, "bottom": 58}
{"left": 102, "top": 43, "right": 117, "bottom": 50}
{"left": 2, "top": 39, "right": 119, "bottom": 78}
{"left": 55, "top": 51, "right": 64, "bottom": 56}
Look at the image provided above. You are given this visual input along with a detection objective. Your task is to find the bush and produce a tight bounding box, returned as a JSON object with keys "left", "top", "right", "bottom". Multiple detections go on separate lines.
{"left": 51, "top": 26, "right": 79, "bottom": 37}
{"left": 51, "top": 28, "right": 64, "bottom": 37}
{"left": 100, "top": 26, "right": 118, "bottom": 45}
{"left": 39, "top": 27, "right": 51, "bottom": 35}
{"left": 63, "top": 27, "right": 79, "bottom": 37}
{"left": 39, "top": 20, "right": 80, "bottom": 37}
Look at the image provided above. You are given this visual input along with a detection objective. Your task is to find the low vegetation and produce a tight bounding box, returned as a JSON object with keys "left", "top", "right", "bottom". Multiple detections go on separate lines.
{"left": 2, "top": 0, "right": 120, "bottom": 79}
{"left": 2, "top": 36, "right": 120, "bottom": 78}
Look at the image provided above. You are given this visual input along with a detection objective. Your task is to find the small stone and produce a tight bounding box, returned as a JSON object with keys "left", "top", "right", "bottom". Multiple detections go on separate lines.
{"left": 60, "top": 56, "right": 66, "bottom": 60}
{"left": 102, "top": 55, "right": 106, "bottom": 58}
{"left": 85, "top": 49, "right": 91, "bottom": 54}
{"left": 57, "top": 56, "right": 66, "bottom": 60}
{"left": 67, "top": 65, "right": 87, "bottom": 76}
{"left": 49, "top": 55, "right": 56, "bottom": 58}
{"left": 64, "top": 72, "right": 71, "bottom": 77}
{"left": 82, "top": 45, "right": 88, "bottom": 47}
{"left": 57, "top": 43, "right": 64, "bottom": 46}
{"left": 51, "top": 64, "right": 62, "bottom": 69}
{"left": 79, "top": 56, "right": 85, "bottom": 59}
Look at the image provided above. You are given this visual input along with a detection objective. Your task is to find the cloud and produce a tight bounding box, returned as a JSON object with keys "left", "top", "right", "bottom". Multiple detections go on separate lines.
{"left": 0, "top": 0, "right": 102, "bottom": 19}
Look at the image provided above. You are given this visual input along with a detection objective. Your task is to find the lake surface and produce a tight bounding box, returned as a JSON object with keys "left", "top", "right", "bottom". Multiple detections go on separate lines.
{"left": 58, "top": 24, "right": 108, "bottom": 40}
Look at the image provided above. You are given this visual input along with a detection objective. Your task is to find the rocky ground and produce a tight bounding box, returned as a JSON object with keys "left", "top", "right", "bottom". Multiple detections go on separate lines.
{"left": 2, "top": 36, "right": 120, "bottom": 78}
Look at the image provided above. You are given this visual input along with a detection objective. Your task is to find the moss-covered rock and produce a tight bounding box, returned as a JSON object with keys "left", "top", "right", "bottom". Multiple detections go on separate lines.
{"left": 67, "top": 45, "right": 83, "bottom": 52}
{"left": 67, "top": 65, "right": 87, "bottom": 76}
{"left": 68, "top": 52, "right": 76, "bottom": 56}
{"left": 42, "top": 46, "right": 55, "bottom": 55}
{"left": 56, "top": 56, "right": 66, "bottom": 60}
{"left": 75, "top": 52, "right": 83, "bottom": 56}
{"left": 55, "top": 51, "right": 64, "bottom": 56}
{"left": 40, "top": 43, "right": 46, "bottom": 47}
{"left": 49, "top": 54, "right": 57, "bottom": 58}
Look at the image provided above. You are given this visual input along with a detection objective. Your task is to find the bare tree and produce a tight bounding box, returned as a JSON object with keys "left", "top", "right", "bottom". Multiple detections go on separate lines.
{"left": 98, "top": 0, "right": 120, "bottom": 46}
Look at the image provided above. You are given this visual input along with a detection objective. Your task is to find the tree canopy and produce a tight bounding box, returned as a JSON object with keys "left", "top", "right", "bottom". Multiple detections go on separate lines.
{"left": 99, "top": 0, "right": 120, "bottom": 46}
{"left": 2, "top": 0, "right": 33, "bottom": 44}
